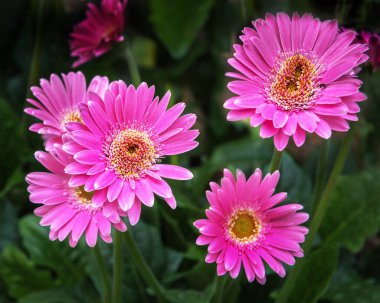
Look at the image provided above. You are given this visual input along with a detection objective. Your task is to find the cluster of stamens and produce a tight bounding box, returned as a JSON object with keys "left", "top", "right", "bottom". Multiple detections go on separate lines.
{"left": 266, "top": 53, "right": 323, "bottom": 112}
{"left": 104, "top": 127, "right": 159, "bottom": 179}
{"left": 70, "top": 186, "right": 99, "bottom": 212}
{"left": 62, "top": 109, "right": 83, "bottom": 126}
{"left": 227, "top": 209, "right": 261, "bottom": 245}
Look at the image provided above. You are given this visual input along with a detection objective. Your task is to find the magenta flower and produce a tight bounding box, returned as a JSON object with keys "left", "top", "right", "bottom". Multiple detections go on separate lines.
{"left": 26, "top": 145, "right": 127, "bottom": 248}
{"left": 194, "top": 169, "right": 309, "bottom": 283}
{"left": 63, "top": 81, "right": 199, "bottom": 225}
{"left": 356, "top": 30, "right": 380, "bottom": 71}
{"left": 70, "top": 0, "right": 127, "bottom": 68}
{"left": 25, "top": 72, "right": 109, "bottom": 151}
{"left": 225, "top": 13, "right": 368, "bottom": 151}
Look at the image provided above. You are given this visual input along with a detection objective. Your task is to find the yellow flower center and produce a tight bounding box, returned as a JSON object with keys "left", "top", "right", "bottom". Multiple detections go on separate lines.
{"left": 267, "top": 54, "right": 322, "bottom": 111}
{"left": 106, "top": 129, "right": 158, "bottom": 179}
{"left": 74, "top": 186, "right": 94, "bottom": 205}
{"left": 228, "top": 210, "right": 261, "bottom": 244}
{"left": 62, "top": 110, "right": 83, "bottom": 125}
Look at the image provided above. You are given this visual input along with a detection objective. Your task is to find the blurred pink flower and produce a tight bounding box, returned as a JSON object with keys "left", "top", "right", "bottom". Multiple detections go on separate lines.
{"left": 25, "top": 72, "right": 109, "bottom": 151}
{"left": 194, "top": 168, "right": 308, "bottom": 283}
{"left": 225, "top": 13, "right": 368, "bottom": 151}
{"left": 62, "top": 81, "right": 198, "bottom": 225}
{"left": 356, "top": 30, "right": 380, "bottom": 71}
{"left": 70, "top": 0, "right": 127, "bottom": 68}
{"left": 26, "top": 145, "right": 127, "bottom": 248}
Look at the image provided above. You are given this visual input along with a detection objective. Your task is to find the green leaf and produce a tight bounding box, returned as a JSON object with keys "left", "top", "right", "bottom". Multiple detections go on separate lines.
{"left": 149, "top": 0, "right": 215, "bottom": 59}
{"left": 166, "top": 288, "right": 211, "bottom": 303}
{"left": 132, "top": 221, "right": 183, "bottom": 278}
{"left": 131, "top": 37, "right": 157, "bottom": 68}
{"left": 279, "top": 154, "right": 313, "bottom": 208}
{"left": 0, "top": 246, "right": 55, "bottom": 299}
{"left": 0, "top": 98, "right": 28, "bottom": 188}
{"left": 192, "top": 138, "right": 272, "bottom": 195}
{"left": 19, "top": 289, "right": 81, "bottom": 303}
{"left": 324, "top": 279, "right": 380, "bottom": 303}
{"left": 285, "top": 245, "right": 339, "bottom": 303}
{"left": 19, "top": 215, "right": 86, "bottom": 284}
{"left": 321, "top": 169, "right": 380, "bottom": 253}
{"left": 0, "top": 200, "right": 19, "bottom": 252}
{"left": 19, "top": 283, "right": 100, "bottom": 303}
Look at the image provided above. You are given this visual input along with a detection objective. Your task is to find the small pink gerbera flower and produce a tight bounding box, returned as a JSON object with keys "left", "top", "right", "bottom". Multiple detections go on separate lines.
{"left": 225, "top": 13, "right": 368, "bottom": 151}
{"left": 63, "top": 81, "right": 198, "bottom": 225}
{"left": 356, "top": 30, "right": 380, "bottom": 71}
{"left": 26, "top": 145, "right": 127, "bottom": 248}
{"left": 194, "top": 169, "right": 309, "bottom": 283}
{"left": 70, "top": 0, "right": 127, "bottom": 68}
{"left": 25, "top": 72, "right": 109, "bottom": 151}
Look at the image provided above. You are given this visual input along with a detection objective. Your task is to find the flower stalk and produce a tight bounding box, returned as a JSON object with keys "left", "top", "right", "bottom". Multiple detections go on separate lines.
{"left": 275, "top": 127, "right": 356, "bottom": 303}
{"left": 124, "top": 230, "right": 168, "bottom": 303}
{"left": 112, "top": 231, "right": 124, "bottom": 303}
{"left": 94, "top": 245, "right": 112, "bottom": 303}
{"left": 269, "top": 149, "right": 284, "bottom": 173}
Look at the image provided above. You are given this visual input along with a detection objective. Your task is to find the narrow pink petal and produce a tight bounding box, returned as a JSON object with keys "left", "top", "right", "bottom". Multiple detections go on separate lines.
{"left": 224, "top": 245, "right": 238, "bottom": 271}
{"left": 273, "top": 131, "right": 289, "bottom": 151}
{"left": 94, "top": 170, "right": 117, "bottom": 190}
{"left": 296, "top": 111, "right": 318, "bottom": 132}
{"left": 135, "top": 179, "right": 154, "bottom": 207}
{"left": 118, "top": 183, "right": 135, "bottom": 211}
{"left": 128, "top": 199, "right": 141, "bottom": 226}
{"left": 273, "top": 110, "right": 289, "bottom": 128}
{"left": 107, "top": 178, "right": 124, "bottom": 202}
{"left": 293, "top": 127, "right": 306, "bottom": 147}
{"left": 156, "top": 164, "right": 193, "bottom": 180}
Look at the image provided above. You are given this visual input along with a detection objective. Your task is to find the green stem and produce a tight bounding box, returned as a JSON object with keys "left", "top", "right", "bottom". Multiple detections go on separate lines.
{"left": 124, "top": 230, "right": 167, "bottom": 303}
{"left": 210, "top": 276, "right": 226, "bottom": 303}
{"left": 268, "top": 149, "right": 284, "bottom": 173}
{"left": 94, "top": 245, "right": 112, "bottom": 303}
{"left": 20, "top": 0, "right": 45, "bottom": 135}
{"left": 275, "top": 127, "right": 355, "bottom": 303}
{"left": 311, "top": 141, "right": 329, "bottom": 215}
{"left": 112, "top": 231, "right": 123, "bottom": 303}
{"left": 126, "top": 44, "right": 141, "bottom": 86}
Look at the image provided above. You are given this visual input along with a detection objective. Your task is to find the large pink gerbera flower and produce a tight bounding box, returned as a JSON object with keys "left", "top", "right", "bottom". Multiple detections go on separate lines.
{"left": 70, "top": 0, "right": 127, "bottom": 68}
{"left": 25, "top": 72, "right": 109, "bottom": 151}
{"left": 26, "top": 145, "right": 126, "bottom": 248}
{"left": 63, "top": 81, "right": 198, "bottom": 225}
{"left": 194, "top": 169, "right": 309, "bottom": 283}
{"left": 225, "top": 13, "right": 368, "bottom": 150}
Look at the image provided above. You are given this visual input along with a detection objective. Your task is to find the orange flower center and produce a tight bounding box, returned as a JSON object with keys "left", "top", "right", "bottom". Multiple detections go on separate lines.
{"left": 74, "top": 186, "right": 94, "bottom": 205}
{"left": 267, "top": 54, "right": 322, "bottom": 112}
{"left": 106, "top": 129, "right": 158, "bottom": 179}
{"left": 62, "top": 110, "right": 83, "bottom": 125}
{"left": 228, "top": 210, "right": 261, "bottom": 244}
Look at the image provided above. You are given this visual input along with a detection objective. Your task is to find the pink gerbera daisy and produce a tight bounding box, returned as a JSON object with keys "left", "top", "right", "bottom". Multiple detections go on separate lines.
{"left": 70, "top": 0, "right": 127, "bottom": 68}
{"left": 225, "top": 13, "right": 368, "bottom": 151}
{"left": 63, "top": 81, "right": 199, "bottom": 225}
{"left": 25, "top": 72, "right": 109, "bottom": 151}
{"left": 356, "top": 30, "right": 380, "bottom": 71}
{"left": 194, "top": 169, "right": 309, "bottom": 283}
{"left": 26, "top": 145, "right": 127, "bottom": 248}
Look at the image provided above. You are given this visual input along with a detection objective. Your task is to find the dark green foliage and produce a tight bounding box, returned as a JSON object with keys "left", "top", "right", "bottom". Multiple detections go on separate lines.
{"left": 0, "top": 0, "right": 380, "bottom": 302}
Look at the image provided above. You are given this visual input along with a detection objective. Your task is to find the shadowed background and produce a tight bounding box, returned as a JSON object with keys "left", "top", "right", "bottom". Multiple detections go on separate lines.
{"left": 0, "top": 0, "right": 380, "bottom": 302}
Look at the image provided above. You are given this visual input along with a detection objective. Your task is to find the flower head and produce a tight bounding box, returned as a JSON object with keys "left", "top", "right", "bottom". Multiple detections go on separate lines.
{"left": 225, "top": 13, "right": 368, "bottom": 150}
{"left": 26, "top": 145, "right": 126, "bottom": 248}
{"left": 356, "top": 30, "right": 380, "bottom": 71}
{"left": 70, "top": 0, "right": 127, "bottom": 68}
{"left": 25, "top": 72, "right": 109, "bottom": 151}
{"left": 194, "top": 169, "right": 309, "bottom": 283}
{"left": 63, "top": 81, "right": 198, "bottom": 225}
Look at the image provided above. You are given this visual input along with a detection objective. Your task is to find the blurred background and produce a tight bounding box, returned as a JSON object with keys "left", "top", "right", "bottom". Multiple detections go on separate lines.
{"left": 0, "top": 0, "right": 380, "bottom": 302}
